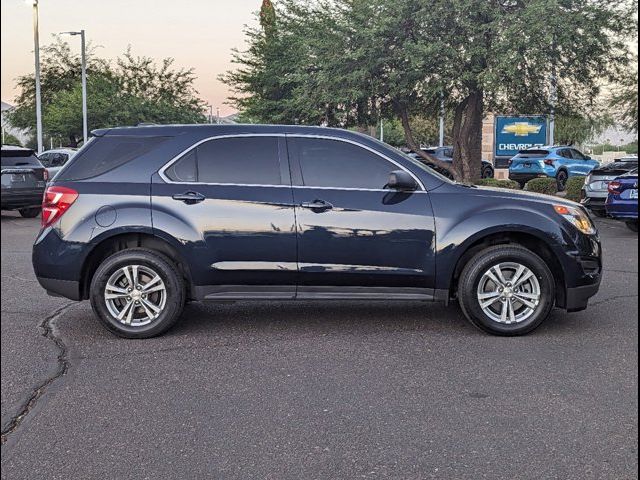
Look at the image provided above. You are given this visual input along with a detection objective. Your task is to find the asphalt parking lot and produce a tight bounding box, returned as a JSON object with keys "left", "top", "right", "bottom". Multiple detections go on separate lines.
{"left": 1, "top": 211, "right": 637, "bottom": 480}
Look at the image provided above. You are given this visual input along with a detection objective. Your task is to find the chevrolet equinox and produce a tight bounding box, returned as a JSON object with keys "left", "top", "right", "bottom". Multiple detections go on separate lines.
{"left": 32, "top": 125, "right": 602, "bottom": 338}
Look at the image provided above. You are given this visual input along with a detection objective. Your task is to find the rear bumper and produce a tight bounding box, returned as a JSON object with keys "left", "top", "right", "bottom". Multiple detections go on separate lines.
{"left": 605, "top": 200, "right": 638, "bottom": 220}
{"left": 1, "top": 190, "right": 43, "bottom": 209}
{"left": 508, "top": 172, "right": 549, "bottom": 183}
{"left": 580, "top": 196, "right": 606, "bottom": 212}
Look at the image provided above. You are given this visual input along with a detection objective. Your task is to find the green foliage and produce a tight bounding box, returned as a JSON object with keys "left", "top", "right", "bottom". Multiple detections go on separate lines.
{"left": 6, "top": 39, "right": 206, "bottom": 145}
{"left": 555, "top": 114, "right": 614, "bottom": 146}
{"left": 473, "top": 178, "right": 521, "bottom": 190}
{"left": 222, "top": 0, "right": 636, "bottom": 182}
{"left": 610, "top": 56, "right": 639, "bottom": 133}
{"left": 565, "top": 177, "right": 586, "bottom": 203}
{"left": 1, "top": 132, "right": 22, "bottom": 146}
{"left": 591, "top": 141, "right": 638, "bottom": 155}
{"left": 525, "top": 178, "right": 558, "bottom": 195}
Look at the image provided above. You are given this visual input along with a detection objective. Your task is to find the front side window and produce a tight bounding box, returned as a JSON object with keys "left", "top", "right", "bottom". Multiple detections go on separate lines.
{"left": 291, "top": 138, "right": 396, "bottom": 190}
{"left": 165, "top": 136, "right": 282, "bottom": 185}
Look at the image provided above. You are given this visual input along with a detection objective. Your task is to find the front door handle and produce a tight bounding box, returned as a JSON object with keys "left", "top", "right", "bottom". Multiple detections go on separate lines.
{"left": 300, "top": 200, "right": 333, "bottom": 212}
{"left": 172, "top": 191, "right": 206, "bottom": 205}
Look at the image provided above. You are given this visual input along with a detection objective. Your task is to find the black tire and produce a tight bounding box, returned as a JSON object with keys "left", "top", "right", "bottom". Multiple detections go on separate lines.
{"left": 517, "top": 181, "right": 527, "bottom": 190}
{"left": 481, "top": 166, "right": 494, "bottom": 179}
{"left": 458, "top": 245, "right": 555, "bottom": 336}
{"left": 18, "top": 207, "right": 40, "bottom": 218}
{"left": 626, "top": 220, "right": 638, "bottom": 232}
{"left": 89, "top": 248, "right": 185, "bottom": 339}
{"left": 556, "top": 170, "right": 568, "bottom": 192}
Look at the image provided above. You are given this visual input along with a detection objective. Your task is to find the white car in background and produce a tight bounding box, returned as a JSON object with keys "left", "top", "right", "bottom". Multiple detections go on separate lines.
{"left": 38, "top": 148, "right": 77, "bottom": 180}
{"left": 581, "top": 154, "right": 638, "bottom": 216}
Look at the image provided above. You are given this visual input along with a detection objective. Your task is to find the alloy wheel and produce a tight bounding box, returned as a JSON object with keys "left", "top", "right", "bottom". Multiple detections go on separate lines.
{"left": 104, "top": 265, "right": 167, "bottom": 327}
{"left": 476, "top": 262, "right": 541, "bottom": 324}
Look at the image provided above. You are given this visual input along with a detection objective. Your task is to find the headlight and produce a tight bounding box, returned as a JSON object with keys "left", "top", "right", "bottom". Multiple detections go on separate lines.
{"left": 554, "top": 204, "right": 596, "bottom": 235}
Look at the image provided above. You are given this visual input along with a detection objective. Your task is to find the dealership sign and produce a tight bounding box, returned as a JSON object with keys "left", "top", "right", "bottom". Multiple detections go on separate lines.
{"left": 495, "top": 115, "right": 549, "bottom": 157}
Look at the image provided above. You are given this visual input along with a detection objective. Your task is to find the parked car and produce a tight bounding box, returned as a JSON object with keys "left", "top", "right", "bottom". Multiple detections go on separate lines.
{"left": 1, "top": 145, "right": 48, "bottom": 217}
{"left": 38, "top": 148, "right": 77, "bottom": 180}
{"left": 581, "top": 155, "right": 638, "bottom": 217}
{"left": 33, "top": 125, "right": 602, "bottom": 339}
{"left": 409, "top": 147, "right": 494, "bottom": 179}
{"left": 508, "top": 146, "right": 600, "bottom": 191}
{"left": 605, "top": 169, "right": 638, "bottom": 232}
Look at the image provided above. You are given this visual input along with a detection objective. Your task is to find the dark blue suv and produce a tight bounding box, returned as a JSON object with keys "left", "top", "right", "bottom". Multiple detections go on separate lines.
{"left": 32, "top": 125, "right": 602, "bottom": 338}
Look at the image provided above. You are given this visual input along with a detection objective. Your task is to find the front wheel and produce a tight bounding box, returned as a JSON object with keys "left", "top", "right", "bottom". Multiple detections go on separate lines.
{"left": 481, "top": 166, "right": 494, "bottom": 179}
{"left": 458, "top": 245, "right": 555, "bottom": 336}
{"left": 19, "top": 207, "right": 40, "bottom": 218}
{"left": 90, "top": 248, "right": 186, "bottom": 338}
{"left": 626, "top": 220, "right": 639, "bottom": 232}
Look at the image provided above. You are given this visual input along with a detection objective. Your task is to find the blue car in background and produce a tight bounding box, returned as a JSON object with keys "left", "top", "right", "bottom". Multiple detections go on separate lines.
{"left": 509, "top": 146, "right": 600, "bottom": 191}
{"left": 606, "top": 169, "right": 638, "bottom": 232}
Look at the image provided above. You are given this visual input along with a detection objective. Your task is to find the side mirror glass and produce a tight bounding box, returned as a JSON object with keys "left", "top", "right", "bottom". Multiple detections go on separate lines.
{"left": 387, "top": 170, "right": 418, "bottom": 191}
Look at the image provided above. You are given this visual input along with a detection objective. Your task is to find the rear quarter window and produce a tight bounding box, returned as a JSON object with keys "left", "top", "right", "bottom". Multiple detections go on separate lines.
{"left": 55, "top": 135, "right": 168, "bottom": 181}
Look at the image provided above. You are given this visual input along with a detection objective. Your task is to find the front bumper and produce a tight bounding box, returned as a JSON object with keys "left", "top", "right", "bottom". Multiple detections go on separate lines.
{"left": 565, "top": 278, "right": 601, "bottom": 312}
{"left": 36, "top": 276, "right": 82, "bottom": 301}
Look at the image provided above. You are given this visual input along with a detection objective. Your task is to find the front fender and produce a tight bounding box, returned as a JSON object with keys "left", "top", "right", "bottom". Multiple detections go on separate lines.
{"left": 433, "top": 203, "right": 570, "bottom": 291}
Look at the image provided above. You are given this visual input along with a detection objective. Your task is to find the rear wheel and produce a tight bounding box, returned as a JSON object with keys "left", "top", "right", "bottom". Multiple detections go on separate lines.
{"left": 90, "top": 248, "right": 185, "bottom": 338}
{"left": 626, "top": 220, "right": 638, "bottom": 232}
{"left": 481, "top": 166, "right": 494, "bottom": 179}
{"left": 19, "top": 207, "right": 40, "bottom": 218}
{"left": 458, "top": 245, "right": 555, "bottom": 336}
{"left": 556, "top": 170, "right": 568, "bottom": 192}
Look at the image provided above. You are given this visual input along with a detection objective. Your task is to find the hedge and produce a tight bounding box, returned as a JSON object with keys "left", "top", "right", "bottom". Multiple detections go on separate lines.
{"left": 474, "top": 178, "right": 521, "bottom": 190}
{"left": 565, "top": 176, "right": 585, "bottom": 203}
{"left": 524, "top": 177, "right": 557, "bottom": 196}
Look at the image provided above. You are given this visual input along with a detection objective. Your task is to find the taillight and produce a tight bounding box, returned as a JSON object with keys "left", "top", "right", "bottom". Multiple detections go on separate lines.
{"left": 41, "top": 186, "right": 78, "bottom": 228}
{"left": 608, "top": 181, "right": 622, "bottom": 195}
{"left": 544, "top": 159, "right": 555, "bottom": 166}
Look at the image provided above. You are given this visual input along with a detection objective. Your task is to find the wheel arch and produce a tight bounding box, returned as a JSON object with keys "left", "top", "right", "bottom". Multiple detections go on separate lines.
{"left": 80, "top": 231, "right": 193, "bottom": 300}
{"left": 445, "top": 228, "right": 567, "bottom": 308}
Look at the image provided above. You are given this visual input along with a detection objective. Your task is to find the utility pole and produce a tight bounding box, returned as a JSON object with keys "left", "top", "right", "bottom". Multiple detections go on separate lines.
{"left": 30, "top": 0, "right": 43, "bottom": 154}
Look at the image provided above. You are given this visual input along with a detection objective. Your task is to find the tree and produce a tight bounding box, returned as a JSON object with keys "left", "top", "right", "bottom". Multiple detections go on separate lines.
{"left": 223, "top": 0, "right": 636, "bottom": 181}
{"left": 7, "top": 39, "right": 206, "bottom": 146}
{"left": 610, "top": 56, "right": 639, "bottom": 134}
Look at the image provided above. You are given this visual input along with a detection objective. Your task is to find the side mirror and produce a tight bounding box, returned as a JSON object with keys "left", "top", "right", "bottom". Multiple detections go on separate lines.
{"left": 387, "top": 170, "right": 418, "bottom": 191}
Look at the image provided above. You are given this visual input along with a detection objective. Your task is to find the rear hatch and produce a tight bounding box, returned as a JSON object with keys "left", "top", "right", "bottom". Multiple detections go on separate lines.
{"left": 1, "top": 148, "right": 47, "bottom": 193}
{"left": 509, "top": 149, "right": 549, "bottom": 173}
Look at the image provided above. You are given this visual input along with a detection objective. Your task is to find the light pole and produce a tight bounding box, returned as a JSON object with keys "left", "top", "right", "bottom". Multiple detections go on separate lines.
{"left": 60, "top": 30, "right": 87, "bottom": 145}
{"left": 26, "top": 0, "right": 43, "bottom": 154}
{"left": 438, "top": 92, "right": 445, "bottom": 147}
{"left": 216, "top": 107, "right": 221, "bottom": 124}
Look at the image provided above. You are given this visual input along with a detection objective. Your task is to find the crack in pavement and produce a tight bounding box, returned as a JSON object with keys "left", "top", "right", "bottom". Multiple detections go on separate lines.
{"left": 589, "top": 294, "right": 639, "bottom": 308}
{"left": 1, "top": 302, "right": 75, "bottom": 445}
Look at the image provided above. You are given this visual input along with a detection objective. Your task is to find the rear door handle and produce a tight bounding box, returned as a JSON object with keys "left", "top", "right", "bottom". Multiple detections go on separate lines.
{"left": 172, "top": 191, "right": 206, "bottom": 204}
{"left": 300, "top": 200, "right": 333, "bottom": 211}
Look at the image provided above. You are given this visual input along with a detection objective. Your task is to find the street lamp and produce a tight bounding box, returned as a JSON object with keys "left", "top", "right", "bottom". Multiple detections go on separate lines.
{"left": 26, "top": 0, "right": 43, "bottom": 154}
{"left": 60, "top": 30, "right": 87, "bottom": 145}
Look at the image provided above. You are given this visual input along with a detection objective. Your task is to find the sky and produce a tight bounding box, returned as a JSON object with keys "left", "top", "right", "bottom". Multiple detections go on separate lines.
{"left": 0, "top": 0, "right": 261, "bottom": 116}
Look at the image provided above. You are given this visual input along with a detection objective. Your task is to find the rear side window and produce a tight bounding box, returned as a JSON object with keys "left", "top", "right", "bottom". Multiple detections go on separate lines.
{"left": 1, "top": 150, "right": 41, "bottom": 167}
{"left": 291, "top": 138, "right": 394, "bottom": 189}
{"left": 56, "top": 136, "right": 168, "bottom": 181}
{"left": 165, "top": 137, "right": 282, "bottom": 185}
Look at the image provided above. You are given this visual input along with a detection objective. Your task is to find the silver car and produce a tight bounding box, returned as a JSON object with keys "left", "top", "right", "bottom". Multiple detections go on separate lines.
{"left": 38, "top": 148, "right": 77, "bottom": 180}
{"left": 581, "top": 155, "right": 638, "bottom": 216}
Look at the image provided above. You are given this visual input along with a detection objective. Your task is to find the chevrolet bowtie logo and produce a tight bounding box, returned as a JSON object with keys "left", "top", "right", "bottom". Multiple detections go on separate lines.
{"left": 502, "top": 122, "right": 543, "bottom": 137}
